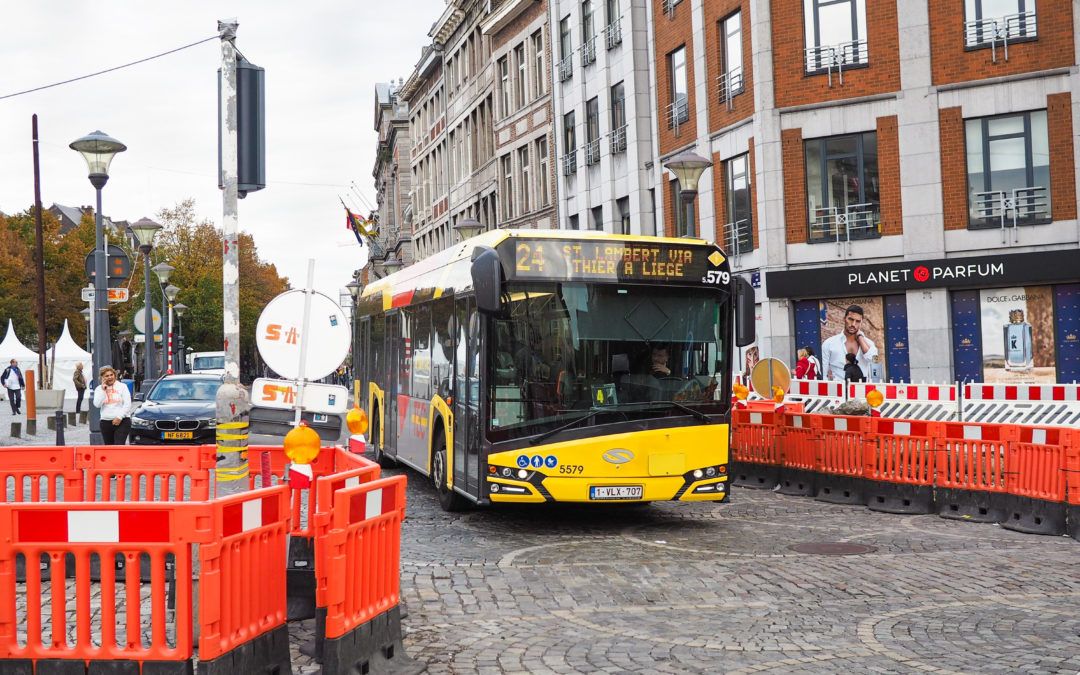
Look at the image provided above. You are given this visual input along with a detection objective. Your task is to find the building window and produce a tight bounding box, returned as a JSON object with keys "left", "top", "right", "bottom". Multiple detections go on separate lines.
{"left": 964, "top": 0, "right": 1038, "bottom": 48}
{"left": 610, "top": 82, "right": 626, "bottom": 153}
{"left": 605, "top": 0, "right": 622, "bottom": 49}
{"left": 559, "top": 16, "right": 574, "bottom": 81}
{"left": 805, "top": 132, "right": 880, "bottom": 243}
{"left": 569, "top": 214, "right": 580, "bottom": 230}
{"left": 582, "top": 1, "right": 597, "bottom": 66}
{"left": 585, "top": 97, "right": 600, "bottom": 165}
{"left": 514, "top": 44, "right": 527, "bottom": 108}
{"left": 502, "top": 155, "right": 514, "bottom": 220}
{"left": 965, "top": 110, "right": 1051, "bottom": 229}
{"left": 499, "top": 57, "right": 511, "bottom": 117}
{"left": 518, "top": 146, "right": 531, "bottom": 214}
{"left": 562, "top": 111, "right": 578, "bottom": 175}
{"left": 724, "top": 153, "right": 753, "bottom": 254}
{"left": 803, "top": 0, "right": 868, "bottom": 73}
{"left": 532, "top": 30, "right": 546, "bottom": 98}
{"left": 592, "top": 206, "right": 604, "bottom": 231}
{"left": 671, "top": 179, "right": 695, "bottom": 237}
{"left": 617, "top": 196, "right": 630, "bottom": 234}
{"left": 718, "top": 11, "right": 744, "bottom": 107}
{"left": 537, "top": 138, "right": 550, "bottom": 206}
{"left": 667, "top": 47, "right": 689, "bottom": 130}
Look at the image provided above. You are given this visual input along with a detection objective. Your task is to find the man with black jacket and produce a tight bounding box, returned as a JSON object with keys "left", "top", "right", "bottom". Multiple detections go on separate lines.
{"left": 3, "top": 359, "right": 26, "bottom": 414}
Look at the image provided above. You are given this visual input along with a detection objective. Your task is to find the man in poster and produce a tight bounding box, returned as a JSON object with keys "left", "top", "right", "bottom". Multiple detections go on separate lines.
{"left": 822, "top": 305, "right": 878, "bottom": 381}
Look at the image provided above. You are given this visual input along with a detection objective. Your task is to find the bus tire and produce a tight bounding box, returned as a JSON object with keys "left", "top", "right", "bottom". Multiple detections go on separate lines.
{"left": 371, "top": 409, "right": 396, "bottom": 468}
{"left": 432, "top": 436, "right": 468, "bottom": 512}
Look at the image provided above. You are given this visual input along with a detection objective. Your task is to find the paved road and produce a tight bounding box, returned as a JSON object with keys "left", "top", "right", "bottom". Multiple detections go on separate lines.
{"left": 390, "top": 466, "right": 1080, "bottom": 674}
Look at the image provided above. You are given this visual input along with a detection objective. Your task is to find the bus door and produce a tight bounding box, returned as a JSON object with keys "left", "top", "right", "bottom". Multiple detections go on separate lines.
{"left": 357, "top": 317, "right": 370, "bottom": 408}
{"left": 453, "top": 297, "right": 482, "bottom": 497}
{"left": 385, "top": 311, "right": 400, "bottom": 457}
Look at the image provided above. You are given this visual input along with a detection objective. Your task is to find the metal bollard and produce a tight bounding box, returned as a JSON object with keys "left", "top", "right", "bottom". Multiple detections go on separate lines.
{"left": 10, "top": 421, "right": 20, "bottom": 438}
{"left": 67, "top": 412, "right": 76, "bottom": 426}
{"left": 55, "top": 410, "right": 65, "bottom": 445}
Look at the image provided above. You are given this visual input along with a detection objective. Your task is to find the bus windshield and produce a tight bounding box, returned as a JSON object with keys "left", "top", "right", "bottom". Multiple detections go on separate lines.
{"left": 488, "top": 282, "right": 731, "bottom": 442}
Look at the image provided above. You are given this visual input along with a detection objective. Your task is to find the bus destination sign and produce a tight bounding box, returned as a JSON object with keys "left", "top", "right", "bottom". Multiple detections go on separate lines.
{"left": 511, "top": 239, "right": 727, "bottom": 284}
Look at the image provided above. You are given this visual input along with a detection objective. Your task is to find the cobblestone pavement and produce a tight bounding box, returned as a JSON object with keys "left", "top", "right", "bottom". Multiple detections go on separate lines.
{"left": 387, "top": 467, "right": 1080, "bottom": 675}
{"left": 6, "top": 407, "right": 1080, "bottom": 674}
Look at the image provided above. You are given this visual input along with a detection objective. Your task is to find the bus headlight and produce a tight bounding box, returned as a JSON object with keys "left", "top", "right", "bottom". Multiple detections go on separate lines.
{"left": 517, "top": 469, "right": 529, "bottom": 479}
{"left": 693, "top": 469, "right": 703, "bottom": 479}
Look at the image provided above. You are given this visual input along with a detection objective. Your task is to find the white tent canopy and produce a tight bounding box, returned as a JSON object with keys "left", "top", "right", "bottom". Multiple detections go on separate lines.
{"left": 48, "top": 320, "right": 92, "bottom": 401}
{"left": 0, "top": 319, "right": 39, "bottom": 400}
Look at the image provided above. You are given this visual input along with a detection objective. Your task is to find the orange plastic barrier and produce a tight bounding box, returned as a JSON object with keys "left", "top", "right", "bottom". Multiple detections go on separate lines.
{"left": 324, "top": 475, "right": 407, "bottom": 639}
{"left": 814, "top": 415, "right": 870, "bottom": 504}
{"left": 0, "top": 500, "right": 205, "bottom": 665}
{"left": 1000, "top": 426, "right": 1072, "bottom": 535}
{"left": 730, "top": 409, "right": 780, "bottom": 465}
{"left": 0, "top": 447, "right": 82, "bottom": 502}
{"left": 75, "top": 444, "right": 216, "bottom": 502}
{"left": 868, "top": 419, "right": 939, "bottom": 487}
{"left": 198, "top": 485, "right": 290, "bottom": 663}
{"left": 936, "top": 422, "right": 1014, "bottom": 497}
{"left": 775, "top": 413, "right": 818, "bottom": 496}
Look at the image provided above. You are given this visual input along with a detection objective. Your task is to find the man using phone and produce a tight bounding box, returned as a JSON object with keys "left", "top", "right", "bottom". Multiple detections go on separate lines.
{"left": 821, "top": 305, "right": 878, "bottom": 381}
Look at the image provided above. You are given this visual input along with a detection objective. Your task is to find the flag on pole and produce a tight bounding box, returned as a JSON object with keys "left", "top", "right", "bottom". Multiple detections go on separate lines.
{"left": 341, "top": 198, "right": 376, "bottom": 245}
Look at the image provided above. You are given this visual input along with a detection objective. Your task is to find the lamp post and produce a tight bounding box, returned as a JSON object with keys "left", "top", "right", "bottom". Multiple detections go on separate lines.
{"left": 662, "top": 150, "right": 712, "bottom": 237}
{"left": 163, "top": 284, "right": 180, "bottom": 374}
{"left": 70, "top": 130, "right": 126, "bottom": 444}
{"left": 453, "top": 216, "right": 483, "bottom": 242}
{"left": 152, "top": 263, "right": 174, "bottom": 374}
{"left": 173, "top": 303, "right": 187, "bottom": 375}
{"left": 382, "top": 257, "right": 403, "bottom": 275}
{"left": 80, "top": 308, "right": 91, "bottom": 352}
{"left": 130, "top": 217, "right": 162, "bottom": 384}
{"left": 346, "top": 277, "right": 362, "bottom": 393}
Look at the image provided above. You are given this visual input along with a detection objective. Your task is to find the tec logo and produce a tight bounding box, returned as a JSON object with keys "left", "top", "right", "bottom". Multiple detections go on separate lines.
{"left": 517, "top": 455, "right": 558, "bottom": 469}
{"left": 913, "top": 266, "right": 930, "bottom": 282}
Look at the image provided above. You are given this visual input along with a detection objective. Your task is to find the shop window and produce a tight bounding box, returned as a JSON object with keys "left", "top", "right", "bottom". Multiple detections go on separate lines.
{"left": 965, "top": 110, "right": 1051, "bottom": 230}
{"left": 803, "top": 0, "right": 868, "bottom": 75}
{"left": 805, "top": 132, "right": 880, "bottom": 243}
{"left": 724, "top": 153, "right": 753, "bottom": 255}
{"left": 964, "top": 0, "right": 1037, "bottom": 49}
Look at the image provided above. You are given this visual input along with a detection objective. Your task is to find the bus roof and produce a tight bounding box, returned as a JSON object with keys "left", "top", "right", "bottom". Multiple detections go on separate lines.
{"left": 357, "top": 229, "right": 727, "bottom": 315}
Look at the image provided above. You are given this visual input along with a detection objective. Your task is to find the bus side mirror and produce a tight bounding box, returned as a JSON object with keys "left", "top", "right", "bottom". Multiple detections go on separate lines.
{"left": 471, "top": 246, "right": 503, "bottom": 314}
{"left": 734, "top": 276, "right": 756, "bottom": 347}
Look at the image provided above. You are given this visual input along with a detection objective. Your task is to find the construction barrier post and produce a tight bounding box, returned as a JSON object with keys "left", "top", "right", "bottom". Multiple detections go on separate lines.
{"left": 776, "top": 412, "right": 818, "bottom": 497}
{"left": 1001, "top": 426, "right": 1070, "bottom": 536}
{"left": 729, "top": 408, "right": 780, "bottom": 489}
{"left": 1065, "top": 430, "right": 1080, "bottom": 542}
{"left": 935, "top": 422, "right": 1015, "bottom": 523}
{"left": 864, "top": 419, "right": 938, "bottom": 514}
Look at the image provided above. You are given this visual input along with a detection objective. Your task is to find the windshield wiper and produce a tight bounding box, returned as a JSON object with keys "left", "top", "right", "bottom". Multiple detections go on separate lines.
{"left": 617, "top": 400, "right": 712, "bottom": 424}
{"left": 529, "top": 407, "right": 628, "bottom": 445}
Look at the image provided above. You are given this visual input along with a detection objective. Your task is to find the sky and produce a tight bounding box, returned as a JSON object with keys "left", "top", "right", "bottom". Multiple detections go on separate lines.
{"left": 0, "top": 0, "right": 445, "bottom": 303}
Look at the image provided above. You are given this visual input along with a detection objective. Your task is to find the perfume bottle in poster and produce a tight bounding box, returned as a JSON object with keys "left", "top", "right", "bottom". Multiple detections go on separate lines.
{"left": 1003, "top": 309, "right": 1033, "bottom": 371}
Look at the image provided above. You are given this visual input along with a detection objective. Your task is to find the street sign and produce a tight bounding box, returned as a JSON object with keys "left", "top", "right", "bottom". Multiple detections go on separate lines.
{"left": 251, "top": 378, "right": 348, "bottom": 414}
{"left": 133, "top": 334, "right": 163, "bottom": 344}
{"left": 84, "top": 244, "right": 132, "bottom": 288}
{"left": 255, "top": 289, "right": 350, "bottom": 381}
{"left": 80, "top": 287, "right": 129, "bottom": 303}
{"left": 133, "top": 306, "right": 162, "bottom": 333}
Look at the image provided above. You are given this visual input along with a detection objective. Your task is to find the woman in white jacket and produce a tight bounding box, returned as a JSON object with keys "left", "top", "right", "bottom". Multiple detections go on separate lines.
{"left": 92, "top": 366, "right": 132, "bottom": 445}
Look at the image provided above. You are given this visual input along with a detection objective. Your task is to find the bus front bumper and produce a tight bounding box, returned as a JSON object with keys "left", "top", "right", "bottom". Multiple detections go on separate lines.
{"left": 486, "top": 474, "right": 729, "bottom": 503}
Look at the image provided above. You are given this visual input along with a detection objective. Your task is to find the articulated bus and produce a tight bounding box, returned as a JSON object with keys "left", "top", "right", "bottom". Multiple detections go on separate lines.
{"left": 353, "top": 229, "right": 754, "bottom": 510}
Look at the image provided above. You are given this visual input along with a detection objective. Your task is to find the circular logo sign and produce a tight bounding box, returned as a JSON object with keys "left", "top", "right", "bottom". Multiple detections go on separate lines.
{"left": 913, "top": 266, "right": 930, "bottom": 282}
{"left": 256, "top": 290, "right": 351, "bottom": 380}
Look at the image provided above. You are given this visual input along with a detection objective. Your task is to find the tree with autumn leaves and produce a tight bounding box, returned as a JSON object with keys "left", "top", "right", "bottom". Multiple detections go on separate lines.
{"left": 0, "top": 198, "right": 288, "bottom": 379}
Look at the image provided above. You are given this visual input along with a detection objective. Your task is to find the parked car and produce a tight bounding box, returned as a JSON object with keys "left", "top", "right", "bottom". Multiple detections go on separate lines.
{"left": 129, "top": 374, "right": 224, "bottom": 445}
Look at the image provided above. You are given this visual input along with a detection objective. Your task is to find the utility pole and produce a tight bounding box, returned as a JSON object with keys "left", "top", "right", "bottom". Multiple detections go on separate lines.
{"left": 215, "top": 18, "right": 250, "bottom": 485}
{"left": 31, "top": 115, "right": 47, "bottom": 389}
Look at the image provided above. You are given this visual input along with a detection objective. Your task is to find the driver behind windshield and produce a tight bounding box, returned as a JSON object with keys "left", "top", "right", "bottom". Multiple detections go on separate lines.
{"left": 650, "top": 346, "right": 672, "bottom": 378}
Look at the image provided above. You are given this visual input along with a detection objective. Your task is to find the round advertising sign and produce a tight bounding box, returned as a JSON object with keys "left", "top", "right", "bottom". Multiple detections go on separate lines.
{"left": 133, "top": 306, "right": 162, "bottom": 334}
{"left": 255, "top": 289, "right": 351, "bottom": 381}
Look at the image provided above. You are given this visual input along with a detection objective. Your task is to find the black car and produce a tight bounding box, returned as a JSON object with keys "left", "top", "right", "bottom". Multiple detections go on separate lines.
{"left": 129, "top": 374, "right": 224, "bottom": 445}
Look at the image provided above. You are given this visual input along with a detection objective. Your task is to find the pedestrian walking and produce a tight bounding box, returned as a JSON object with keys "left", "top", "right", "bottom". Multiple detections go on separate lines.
{"left": 2, "top": 359, "right": 25, "bottom": 415}
{"left": 73, "top": 363, "right": 87, "bottom": 413}
{"left": 92, "top": 366, "right": 132, "bottom": 445}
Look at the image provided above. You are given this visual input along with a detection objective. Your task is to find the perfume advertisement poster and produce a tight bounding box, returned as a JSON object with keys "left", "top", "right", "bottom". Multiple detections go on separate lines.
{"left": 979, "top": 286, "right": 1056, "bottom": 383}
{"left": 818, "top": 297, "right": 887, "bottom": 381}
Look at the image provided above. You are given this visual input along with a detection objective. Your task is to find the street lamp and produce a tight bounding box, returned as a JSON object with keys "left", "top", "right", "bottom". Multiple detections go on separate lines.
{"left": 130, "top": 217, "right": 162, "bottom": 384}
{"left": 663, "top": 151, "right": 712, "bottom": 202}
{"left": 70, "top": 130, "right": 126, "bottom": 444}
{"left": 163, "top": 284, "right": 180, "bottom": 374}
{"left": 383, "top": 257, "right": 403, "bottom": 274}
{"left": 152, "top": 263, "right": 174, "bottom": 374}
{"left": 173, "top": 303, "right": 187, "bottom": 374}
{"left": 346, "top": 278, "right": 362, "bottom": 393}
{"left": 80, "top": 308, "right": 91, "bottom": 352}
{"left": 454, "top": 217, "right": 483, "bottom": 242}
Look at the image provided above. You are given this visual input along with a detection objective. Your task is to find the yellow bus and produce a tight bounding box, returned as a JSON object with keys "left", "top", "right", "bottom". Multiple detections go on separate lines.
{"left": 354, "top": 229, "right": 754, "bottom": 510}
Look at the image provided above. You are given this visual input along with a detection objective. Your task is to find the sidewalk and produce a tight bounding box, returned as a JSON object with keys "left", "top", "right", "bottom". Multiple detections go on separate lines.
{"left": 0, "top": 400, "right": 89, "bottom": 447}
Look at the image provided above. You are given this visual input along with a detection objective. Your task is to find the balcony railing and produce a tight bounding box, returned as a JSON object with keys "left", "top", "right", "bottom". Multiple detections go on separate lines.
{"left": 716, "top": 66, "right": 744, "bottom": 110}
{"left": 581, "top": 36, "right": 597, "bottom": 66}
{"left": 964, "top": 10, "right": 1038, "bottom": 62}
{"left": 558, "top": 56, "right": 573, "bottom": 82}
{"left": 665, "top": 97, "right": 690, "bottom": 135}
{"left": 585, "top": 139, "right": 601, "bottom": 166}
{"left": 605, "top": 19, "right": 622, "bottom": 50}
{"left": 725, "top": 218, "right": 752, "bottom": 258}
{"left": 609, "top": 125, "right": 627, "bottom": 154}
{"left": 562, "top": 151, "right": 578, "bottom": 176}
{"left": 804, "top": 39, "right": 869, "bottom": 86}
{"left": 663, "top": 0, "right": 680, "bottom": 18}
{"left": 972, "top": 186, "right": 1050, "bottom": 243}
{"left": 809, "top": 203, "right": 878, "bottom": 255}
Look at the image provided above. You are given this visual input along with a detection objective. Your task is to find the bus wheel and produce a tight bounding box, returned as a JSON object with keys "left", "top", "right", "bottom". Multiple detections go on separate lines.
{"left": 432, "top": 436, "right": 468, "bottom": 512}
{"left": 371, "top": 411, "right": 396, "bottom": 468}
